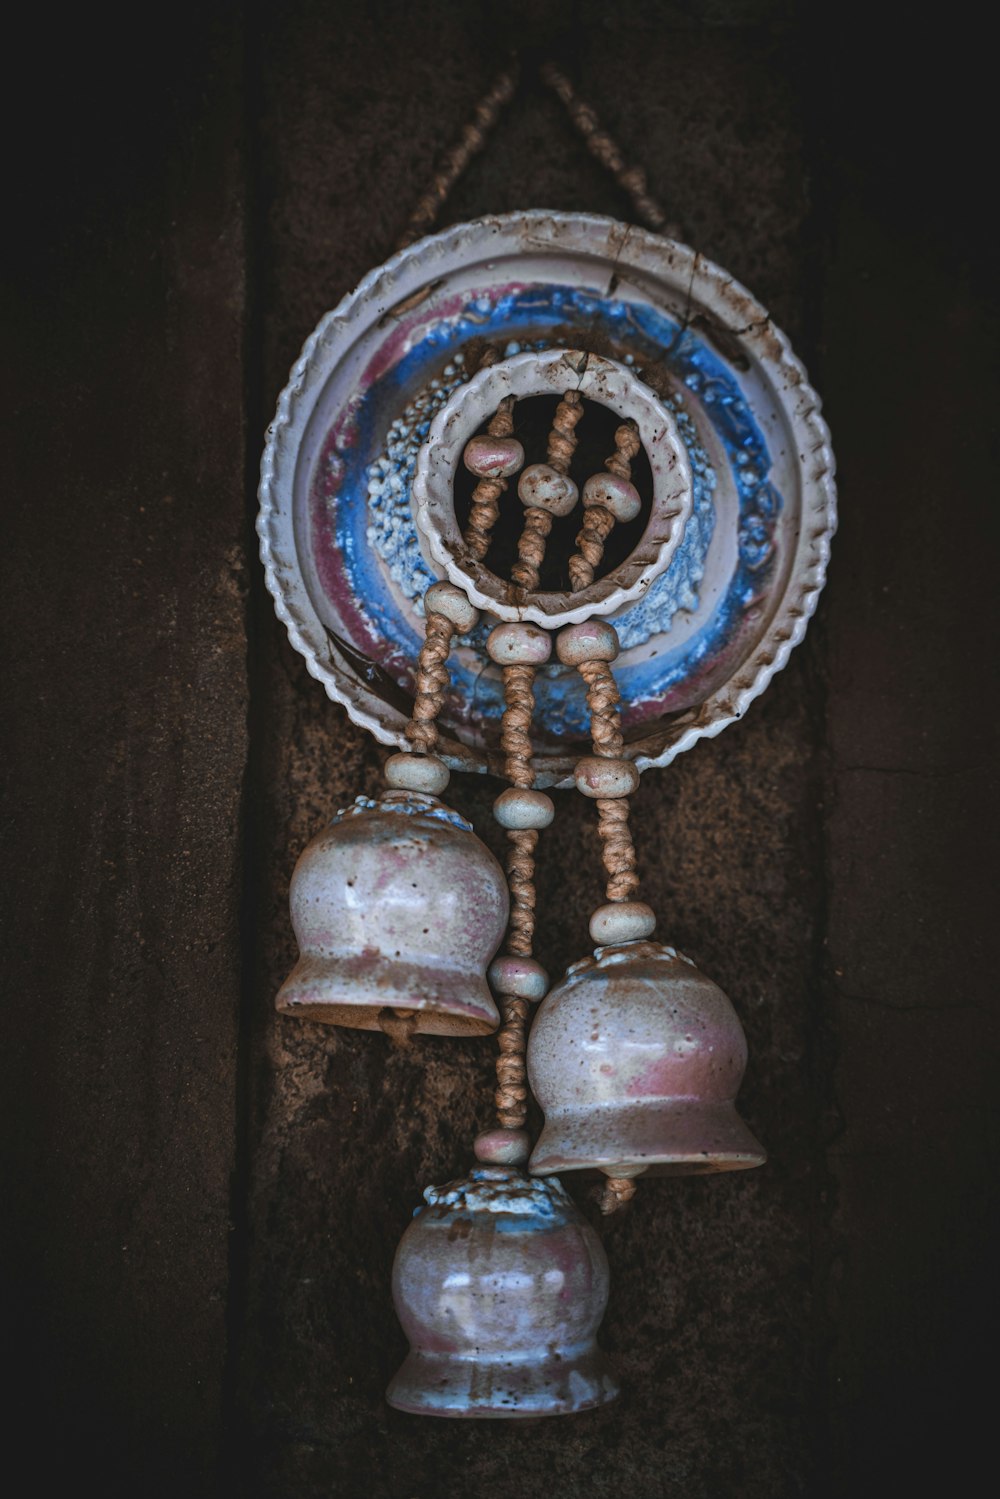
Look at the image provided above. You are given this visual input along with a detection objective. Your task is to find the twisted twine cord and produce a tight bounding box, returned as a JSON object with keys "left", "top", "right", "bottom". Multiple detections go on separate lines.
{"left": 475, "top": 343, "right": 501, "bottom": 373}
{"left": 462, "top": 393, "right": 517, "bottom": 562}
{"left": 578, "top": 658, "right": 625, "bottom": 756}
{"left": 404, "top": 612, "right": 454, "bottom": 754}
{"left": 398, "top": 59, "right": 677, "bottom": 254}
{"left": 546, "top": 390, "right": 584, "bottom": 474}
{"left": 595, "top": 799, "right": 641, "bottom": 902}
{"left": 540, "top": 63, "right": 679, "bottom": 236}
{"left": 578, "top": 658, "right": 640, "bottom": 903}
{"left": 494, "top": 662, "right": 541, "bottom": 1130}
{"left": 511, "top": 391, "right": 584, "bottom": 592}
{"left": 606, "top": 420, "right": 642, "bottom": 480}
{"left": 568, "top": 507, "right": 614, "bottom": 594}
{"left": 500, "top": 663, "right": 538, "bottom": 790}
{"left": 396, "top": 66, "right": 519, "bottom": 250}
{"left": 568, "top": 420, "right": 641, "bottom": 592}
{"left": 596, "top": 1175, "right": 637, "bottom": 1214}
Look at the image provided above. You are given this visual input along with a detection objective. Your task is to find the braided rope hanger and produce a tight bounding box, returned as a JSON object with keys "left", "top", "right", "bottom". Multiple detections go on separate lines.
{"left": 395, "top": 56, "right": 679, "bottom": 253}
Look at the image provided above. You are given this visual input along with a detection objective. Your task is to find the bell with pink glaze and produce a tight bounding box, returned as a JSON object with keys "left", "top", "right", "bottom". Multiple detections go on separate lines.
{"left": 277, "top": 791, "right": 508, "bottom": 1035}
{"left": 527, "top": 941, "right": 766, "bottom": 1177}
{"left": 387, "top": 1166, "right": 618, "bottom": 1418}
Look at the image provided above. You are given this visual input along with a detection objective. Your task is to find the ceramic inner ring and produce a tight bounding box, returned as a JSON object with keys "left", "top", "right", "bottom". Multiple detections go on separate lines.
{"left": 411, "top": 348, "right": 693, "bottom": 627}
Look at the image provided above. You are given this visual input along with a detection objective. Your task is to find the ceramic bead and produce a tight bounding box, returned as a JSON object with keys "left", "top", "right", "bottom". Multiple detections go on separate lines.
{"left": 527, "top": 940, "right": 766, "bottom": 1178}
{"left": 384, "top": 752, "right": 450, "bottom": 795}
{"left": 423, "top": 580, "right": 479, "bottom": 634}
{"left": 582, "top": 471, "right": 642, "bottom": 523}
{"left": 277, "top": 792, "right": 508, "bottom": 1036}
{"left": 463, "top": 434, "right": 525, "bottom": 479}
{"left": 493, "top": 788, "right": 555, "bottom": 829}
{"left": 589, "top": 900, "right": 657, "bottom": 944}
{"left": 555, "top": 619, "right": 620, "bottom": 665}
{"left": 488, "top": 954, "right": 549, "bottom": 1001}
{"left": 387, "top": 1166, "right": 619, "bottom": 1417}
{"left": 473, "top": 1128, "right": 532, "bottom": 1166}
{"left": 517, "top": 462, "right": 579, "bottom": 517}
{"left": 486, "top": 621, "right": 552, "bottom": 666}
{"left": 573, "top": 756, "right": 639, "bottom": 800}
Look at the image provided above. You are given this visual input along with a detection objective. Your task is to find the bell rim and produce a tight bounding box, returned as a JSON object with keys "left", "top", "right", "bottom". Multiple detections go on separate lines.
{"left": 528, "top": 1098, "right": 766, "bottom": 1177}
{"left": 276, "top": 953, "right": 500, "bottom": 1036}
{"left": 386, "top": 1346, "right": 620, "bottom": 1420}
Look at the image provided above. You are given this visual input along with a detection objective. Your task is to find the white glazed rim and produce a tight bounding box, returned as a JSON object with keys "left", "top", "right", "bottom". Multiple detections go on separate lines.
{"left": 257, "top": 210, "right": 837, "bottom": 784}
{"left": 410, "top": 348, "right": 693, "bottom": 627}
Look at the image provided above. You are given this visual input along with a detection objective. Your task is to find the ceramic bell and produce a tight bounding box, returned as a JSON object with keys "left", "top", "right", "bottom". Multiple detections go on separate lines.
{"left": 387, "top": 1165, "right": 618, "bottom": 1418}
{"left": 277, "top": 791, "right": 508, "bottom": 1035}
{"left": 527, "top": 941, "right": 766, "bottom": 1177}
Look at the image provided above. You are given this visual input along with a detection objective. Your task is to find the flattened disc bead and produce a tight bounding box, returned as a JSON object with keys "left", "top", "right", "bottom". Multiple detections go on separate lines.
{"left": 488, "top": 954, "right": 549, "bottom": 1001}
{"left": 556, "top": 620, "right": 620, "bottom": 665}
{"left": 493, "top": 788, "right": 555, "bottom": 829}
{"left": 574, "top": 756, "right": 640, "bottom": 799}
{"left": 473, "top": 1128, "right": 532, "bottom": 1166}
{"left": 518, "top": 462, "right": 579, "bottom": 517}
{"left": 424, "top": 580, "right": 479, "bottom": 634}
{"left": 384, "top": 752, "right": 450, "bottom": 795}
{"left": 589, "top": 901, "right": 657, "bottom": 945}
{"left": 463, "top": 434, "right": 525, "bottom": 479}
{"left": 486, "top": 621, "right": 552, "bottom": 666}
{"left": 582, "top": 471, "right": 642, "bottom": 523}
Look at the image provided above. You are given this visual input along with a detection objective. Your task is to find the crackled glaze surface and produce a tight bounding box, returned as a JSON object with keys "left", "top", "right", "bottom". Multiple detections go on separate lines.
{"left": 387, "top": 1166, "right": 618, "bottom": 1418}
{"left": 527, "top": 941, "right": 766, "bottom": 1177}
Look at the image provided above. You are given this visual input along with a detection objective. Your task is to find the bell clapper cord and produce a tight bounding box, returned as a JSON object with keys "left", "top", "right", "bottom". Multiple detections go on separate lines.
{"left": 558, "top": 617, "right": 654, "bottom": 1214}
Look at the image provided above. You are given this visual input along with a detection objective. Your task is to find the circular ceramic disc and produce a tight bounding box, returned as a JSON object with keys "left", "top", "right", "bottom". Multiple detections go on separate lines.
{"left": 258, "top": 212, "right": 836, "bottom": 785}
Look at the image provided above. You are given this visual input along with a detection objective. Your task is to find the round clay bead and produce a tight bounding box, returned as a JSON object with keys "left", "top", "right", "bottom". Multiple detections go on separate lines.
{"left": 473, "top": 1128, "right": 532, "bottom": 1166}
{"left": 486, "top": 621, "right": 552, "bottom": 666}
{"left": 463, "top": 434, "right": 525, "bottom": 480}
{"left": 488, "top": 954, "right": 549, "bottom": 1001}
{"left": 384, "top": 752, "right": 450, "bottom": 795}
{"left": 556, "top": 619, "right": 620, "bottom": 665}
{"left": 517, "top": 462, "right": 579, "bottom": 517}
{"left": 424, "top": 580, "right": 480, "bottom": 634}
{"left": 493, "top": 788, "right": 555, "bottom": 830}
{"left": 582, "top": 471, "right": 642, "bottom": 524}
{"left": 573, "top": 756, "right": 640, "bottom": 800}
{"left": 589, "top": 901, "right": 657, "bottom": 945}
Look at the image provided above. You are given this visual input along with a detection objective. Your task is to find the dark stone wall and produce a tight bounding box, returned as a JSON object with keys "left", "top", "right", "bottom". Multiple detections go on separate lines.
{"left": 2, "top": 4, "right": 994, "bottom": 1496}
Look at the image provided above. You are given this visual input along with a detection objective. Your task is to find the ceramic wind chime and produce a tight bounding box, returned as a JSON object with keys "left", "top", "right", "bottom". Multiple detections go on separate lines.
{"left": 259, "top": 63, "right": 836, "bottom": 1418}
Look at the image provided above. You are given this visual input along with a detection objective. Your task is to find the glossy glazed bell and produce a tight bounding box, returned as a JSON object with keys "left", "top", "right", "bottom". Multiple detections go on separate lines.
{"left": 527, "top": 941, "right": 766, "bottom": 1177}
{"left": 277, "top": 791, "right": 508, "bottom": 1035}
{"left": 387, "top": 1165, "right": 618, "bottom": 1418}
